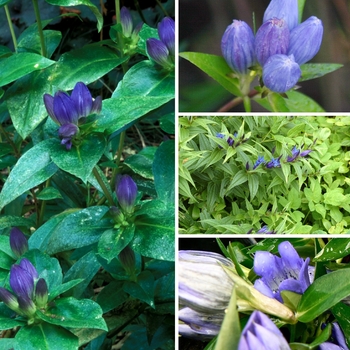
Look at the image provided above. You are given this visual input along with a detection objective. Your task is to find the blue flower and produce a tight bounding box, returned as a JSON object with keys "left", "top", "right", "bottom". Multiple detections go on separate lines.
{"left": 221, "top": 20, "right": 256, "bottom": 74}
{"left": 266, "top": 155, "right": 282, "bottom": 168}
{"left": 300, "top": 149, "right": 312, "bottom": 157}
{"left": 43, "top": 82, "right": 102, "bottom": 150}
{"left": 35, "top": 278, "right": 49, "bottom": 308}
{"left": 288, "top": 16, "right": 323, "bottom": 65}
{"left": 120, "top": 7, "right": 134, "bottom": 38}
{"left": 257, "top": 225, "right": 275, "bottom": 234}
{"left": 10, "top": 227, "right": 28, "bottom": 258}
{"left": 255, "top": 18, "right": 290, "bottom": 66}
{"left": 238, "top": 310, "right": 291, "bottom": 350}
{"left": 263, "top": 54, "right": 301, "bottom": 93}
{"left": 254, "top": 241, "right": 311, "bottom": 303}
{"left": 253, "top": 156, "right": 266, "bottom": 169}
{"left": 286, "top": 146, "right": 300, "bottom": 162}
{"left": 115, "top": 174, "right": 138, "bottom": 214}
{"left": 147, "top": 17, "right": 175, "bottom": 69}
{"left": 319, "top": 323, "right": 349, "bottom": 350}
{"left": 263, "top": 0, "right": 299, "bottom": 31}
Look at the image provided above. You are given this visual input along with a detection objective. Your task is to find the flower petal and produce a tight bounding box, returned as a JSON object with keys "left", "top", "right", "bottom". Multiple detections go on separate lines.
{"left": 158, "top": 17, "right": 175, "bottom": 55}
{"left": 53, "top": 91, "right": 79, "bottom": 125}
{"left": 71, "top": 82, "right": 93, "bottom": 118}
{"left": 43, "top": 94, "right": 58, "bottom": 123}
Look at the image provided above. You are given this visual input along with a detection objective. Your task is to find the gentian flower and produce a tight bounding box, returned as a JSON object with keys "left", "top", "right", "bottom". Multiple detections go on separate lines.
{"left": 238, "top": 310, "right": 291, "bottom": 350}
{"left": 253, "top": 156, "right": 266, "bottom": 169}
{"left": 120, "top": 7, "right": 134, "bottom": 38}
{"left": 10, "top": 227, "right": 28, "bottom": 258}
{"left": 300, "top": 149, "right": 312, "bottom": 157}
{"left": 319, "top": 323, "right": 349, "bottom": 350}
{"left": 115, "top": 174, "right": 138, "bottom": 214}
{"left": 254, "top": 241, "right": 311, "bottom": 303}
{"left": 257, "top": 225, "right": 276, "bottom": 234}
{"left": 263, "top": 54, "right": 301, "bottom": 93}
{"left": 221, "top": 20, "right": 256, "bottom": 74}
{"left": 216, "top": 133, "right": 225, "bottom": 139}
{"left": 43, "top": 82, "right": 102, "bottom": 150}
{"left": 263, "top": 0, "right": 299, "bottom": 31}
{"left": 266, "top": 155, "right": 282, "bottom": 168}
{"left": 147, "top": 17, "right": 175, "bottom": 69}
{"left": 35, "top": 278, "right": 49, "bottom": 308}
{"left": 118, "top": 245, "right": 136, "bottom": 276}
{"left": 286, "top": 146, "right": 300, "bottom": 162}
{"left": 288, "top": 16, "right": 323, "bottom": 65}
{"left": 255, "top": 18, "right": 290, "bottom": 66}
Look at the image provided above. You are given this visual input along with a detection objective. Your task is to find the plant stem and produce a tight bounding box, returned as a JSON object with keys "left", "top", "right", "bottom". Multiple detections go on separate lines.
{"left": 217, "top": 90, "right": 259, "bottom": 112}
{"left": 38, "top": 179, "right": 50, "bottom": 226}
{"left": 243, "top": 96, "right": 252, "bottom": 112}
{"left": 4, "top": 5, "right": 17, "bottom": 51}
{"left": 155, "top": 0, "right": 169, "bottom": 16}
{"left": 93, "top": 166, "right": 114, "bottom": 206}
{"left": 114, "top": 0, "right": 128, "bottom": 74}
{"left": 32, "top": 0, "right": 47, "bottom": 57}
{"left": 110, "top": 131, "right": 126, "bottom": 190}
{"left": 0, "top": 124, "right": 20, "bottom": 157}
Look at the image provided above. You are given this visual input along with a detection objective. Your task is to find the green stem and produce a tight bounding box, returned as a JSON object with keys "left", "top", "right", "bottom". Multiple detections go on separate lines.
{"left": 38, "top": 179, "right": 50, "bottom": 226}
{"left": 4, "top": 5, "right": 17, "bottom": 51}
{"left": 243, "top": 96, "right": 251, "bottom": 112}
{"left": 114, "top": 0, "right": 128, "bottom": 74}
{"left": 93, "top": 167, "right": 114, "bottom": 206}
{"left": 110, "top": 131, "right": 126, "bottom": 190}
{"left": 32, "top": 0, "right": 47, "bottom": 57}
{"left": 155, "top": 0, "right": 169, "bottom": 16}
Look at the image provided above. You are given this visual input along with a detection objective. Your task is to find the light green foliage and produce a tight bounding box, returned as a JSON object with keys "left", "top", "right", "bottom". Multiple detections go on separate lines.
{"left": 179, "top": 116, "right": 350, "bottom": 234}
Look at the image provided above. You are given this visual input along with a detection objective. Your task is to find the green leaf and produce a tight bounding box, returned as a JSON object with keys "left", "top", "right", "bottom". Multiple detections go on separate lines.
{"left": 123, "top": 270, "right": 155, "bottom": 307}
{"left": 29, "top": 206, "right": 110, "bottom": 254}
{"left": 0, "top": 303, "right": 26, "bottom": 330}
{"left": 45, "top": 0, "right": 103, "bottom": 32}
{"left": 296, "top": 269, "right": 350, "bottom": 322}
{"left": 314, "top": 239, "right": 350, "bottom": 262}
{"left": 285, "top": 90, "right": 325, "bottom": 112}
{"left": 332, "top": 302, "right": 350, "bottom": 345}
{"left": 47, "top": 134, "right": 106, "bottom": 183}
{"left": 37, "top": 187, "right": 63, "bottom": 200}
{"left": 15, "top": 322, "right": 79, "bottom": 350}
{"left": 124, "top": 147, "right": 157, "bottom": 179}
{"left": 96, "top": 280, "right": 128, "bottom": 313}
{"left": 0, "top": 140, "right": 58, "bottom": 210}
{"left": 131, "top": 217, "right": 174, "bottom": 261}
{"left": 98, "top": 226, "right": 135, "bottom": 263}
{"left": 0, "top": 215, "right": 34, "bottom": 230}
{"left": 49, "top": 279, "right": 84, "bottom": 300}
{"left": 0, "top": 53, "right": 55, "bottom": 87}
{"left": 36, "top": 297, "right": 108, "bottom": 330}
{"left": 0, "top": 0, "right": 12, "bottom": 6}
{"left": 62, "top": 251, "right": 100, "bottom": 298}
{"left": 180, "top": 52, "right": 242, "bottom": 96}
{"left": 227, "top": 170, "right": 248, "bottom": 192}
{"left": 299, "top": 63, "right": 343, "bottom": 82}
{"left": 153, "top": 140, "right": 174, "bottom": 204}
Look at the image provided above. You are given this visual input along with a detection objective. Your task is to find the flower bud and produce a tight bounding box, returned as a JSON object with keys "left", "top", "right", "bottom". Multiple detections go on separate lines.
{"left": 146, "top": 38, "right": 172, "bottom": 68}
{"left": 9, "top": 227, "right": 28, "bottom": 258}
{"left": 158, "top": 17, "right": 175, "bottom": 56}
{"left": 118, "top": 245, "right": 136, "bottom": 276}
{"left": 262, "top": 54, "right": 301, "bottom": 93}
{"left": 115, "top": 174, "right": 138, "bottom": 214}
{"left": 263, "top": 0, "right": 299, "bottom": 31}
{"left": 120, "top": 7, "right": 133, "bottom": 38}
{"left": 0, "top": 287, "right": 19, "bottom": 312}
{"left": 255, "top": 18, "right": 289, "bottom": 66}
{"left": 238, "top": 310, "right": 291, "bottom": 350}
{"left": 178, "top": 250, "right": 234, "bottom": 313}
{"left": 35, "top": 278, "right": 49, "bottom": 308}
{"left": 221, "top": 20, "right": 256, "bottom": 74}
{"left": 288, "top": 16, "right": 323, "bottom": 65}
{"left": 10, "top": 265, "right": 35, "bottom": 299}
{"left": 17, "top": 295, "right": 36, "bottom": 317}
{"left": 19, "top": 258, "right": 38, "bottom": 281}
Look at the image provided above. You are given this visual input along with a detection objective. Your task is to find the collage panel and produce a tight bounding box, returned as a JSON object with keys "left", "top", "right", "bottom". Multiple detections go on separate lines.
{"left": 179, "top": 115, "right": 350, "bottom": 234}
{"left": 179, "top": 0, "right": 349, "bottom": 113}
{"left": 178, "top": 237, "right": 350, "bottom": 349}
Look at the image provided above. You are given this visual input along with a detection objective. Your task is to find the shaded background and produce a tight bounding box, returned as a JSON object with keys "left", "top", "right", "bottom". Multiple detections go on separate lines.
{"left": 179, "top": 0, "right": 350, "bottom": 112}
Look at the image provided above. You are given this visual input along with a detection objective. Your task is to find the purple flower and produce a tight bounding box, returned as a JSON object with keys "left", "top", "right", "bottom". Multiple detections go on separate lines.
{"left": 238, "top": 310, "right": 291, "bottom": 350}
{"left": 266, "top": 155, "right": 282, "bottom": 168}
{"left": 35, "top": 278, "right": 49, "bottom": 308}
{"left": 10, "top": 263, "right": 35, "bottom": 299}
{"left": 288, "top": 16, "right": 323, "bottom": 65}
{"left": 300, "top": 149, "right": 312, "bottom": 157}
{"left": 120, "top": 7, "right": 133, "bottom": 37}
{"left": 257, "top": 225, "right": 275, "bottom": 234}
{"left": 179, "top": 307, "right": 223, "bottom": 340}
{"left": 255, "top": 18, "right": 290, "bottom": 66}
{"left": 147, "top": 17, "right": 175, "bottom": 69}
{"left": 216, "top": 133, "right": 225, "bottom": 139}
{"left": 263, "top": 0, "right": 299, "bottom": 31}
{"left": 319, "top": 323, "right": 349, "bottom": 350}
{"left": 9, "top": 227, "right": 28, "bottom": 258}
{"left": 221, "top": 20, "right": 256, "bottom": 74}
{"left": 43, "top": 82, "right": 102, "bottom": 150}
{"left": 115, "top": 174, "right": 138, "bottom": 214}
{"left": 227, "top": 136, "right": 234, "bottom": 146}
{"left": 263, "top": 54, "right": 301, "bottom": 93}
{"left": 253, "top": 241, "right": 311, "bottom": 303}
{"left": 286, "top": 146, "right": 300, "bottom": 162}
{"left": 0, "top": 287, "right": 19, "bottom": 312}
{"left": 253, "top": 156, "right": 266, "bottom": 170}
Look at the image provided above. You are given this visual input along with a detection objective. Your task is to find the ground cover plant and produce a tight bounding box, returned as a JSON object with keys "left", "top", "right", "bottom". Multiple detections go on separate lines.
{"left": 0, "top": 0, "right": 175, "bottom": 348}
{"left": 179, "top": 116, "right": 350, "bottom": 234}
{"left": 179, "top": 238, "right": 350, "bottom": 350}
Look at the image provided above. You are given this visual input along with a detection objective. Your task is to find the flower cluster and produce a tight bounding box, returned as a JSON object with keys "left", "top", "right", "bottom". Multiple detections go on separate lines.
{"left": 43, "top": 82, "right": 102, "bottom": 150}
{"left": 216, "top": 132, "right": 249, "bottom": 148}
{"left": 221, "top": 0, "right": 323, "bottom": 93}
{"left": 147, "top": 17, "right": 175, "bottom": 69}
{"left": 253, "top": 241, "right": 312, "bottom": 303}
{"left": 252, "top": 144, "right": 313, "bottom": 170}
